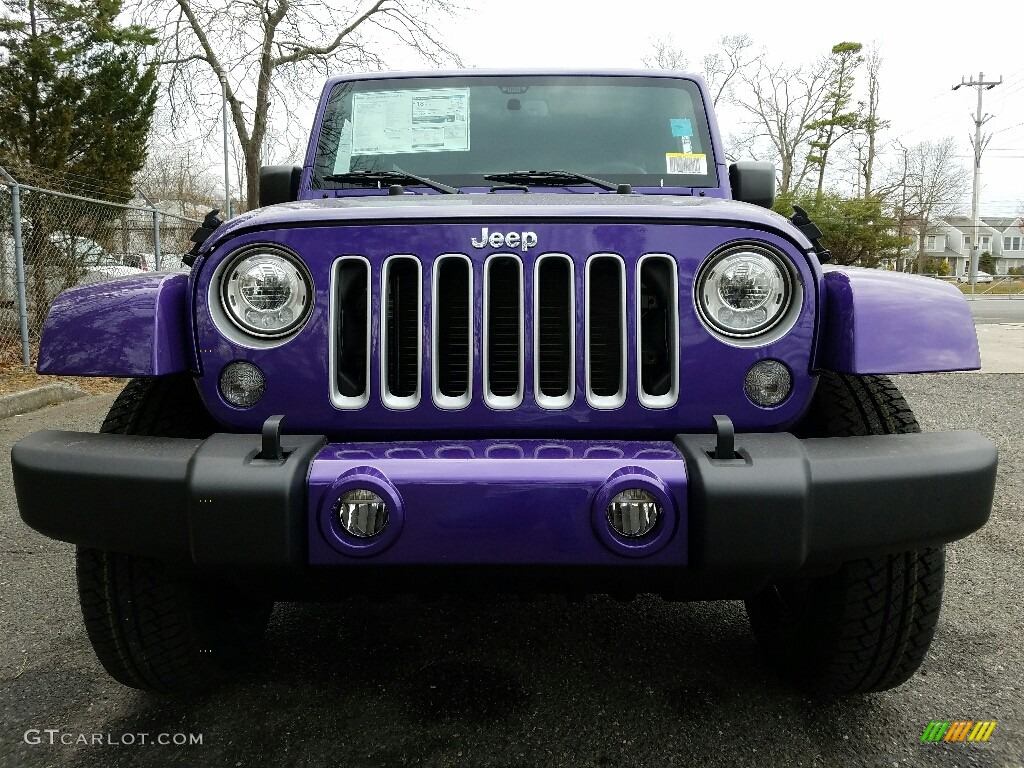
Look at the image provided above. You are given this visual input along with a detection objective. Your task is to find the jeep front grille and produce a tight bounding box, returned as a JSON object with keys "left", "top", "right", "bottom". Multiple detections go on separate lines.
{"left": 433, "top": 256, "right": 472, "bottom": 405}
{"left": 333, "top": 257, "right": 370, "bottom": 407}
{"left": 535, "top": 255, "right": 574, "bottom": 408}
{"left": 586, "top": 255, "right": 626, "bottom": 407}
{"left": 382, "top": 256, "right": 421, "bottom": 409}
{"left": 332, "top": 252, "right": 678, "bottom": 411}
{"left": 484, "top": 255, "right": 523, "bottom": 407}
{"left": 637, "top": 254, "right": 679, "bottom": 407}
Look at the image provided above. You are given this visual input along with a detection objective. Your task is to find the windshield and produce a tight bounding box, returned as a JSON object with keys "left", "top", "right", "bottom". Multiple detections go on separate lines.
{"left": 311, "top": 75, "right": 717, "bottom": 190}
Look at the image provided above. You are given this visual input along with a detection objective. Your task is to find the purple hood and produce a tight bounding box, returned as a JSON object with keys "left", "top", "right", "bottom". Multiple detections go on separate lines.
{"left": 200, "top": 195, "right": 815, "bottom": 257}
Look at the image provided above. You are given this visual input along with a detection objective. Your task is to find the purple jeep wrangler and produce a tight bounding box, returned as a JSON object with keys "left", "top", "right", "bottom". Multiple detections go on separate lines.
{"left": 13, "top": 70, "right": 997, "bottom": 695}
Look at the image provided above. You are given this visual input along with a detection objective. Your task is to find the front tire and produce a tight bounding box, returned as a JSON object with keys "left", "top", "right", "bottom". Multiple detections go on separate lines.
{"left": 77, "top": 376, "right": 272, "bottom": 694}
{"left": 745, "top": 372, "right": 945, "bottom": 694}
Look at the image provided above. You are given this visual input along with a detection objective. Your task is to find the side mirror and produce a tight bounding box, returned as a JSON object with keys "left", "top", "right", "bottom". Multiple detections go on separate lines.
{"left": 258, "top": 165, "right": 302, "bottom": 207}
{"left": 728, "top": 161, "right": 776, "bottom": 209}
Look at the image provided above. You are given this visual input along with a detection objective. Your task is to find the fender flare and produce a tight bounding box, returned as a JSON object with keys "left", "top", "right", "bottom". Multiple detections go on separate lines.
{"left": 38, "top": 272, "right": 195, "bottom": 377}
{"left": 817, "top": 266, "right": 980, "bottom": 374}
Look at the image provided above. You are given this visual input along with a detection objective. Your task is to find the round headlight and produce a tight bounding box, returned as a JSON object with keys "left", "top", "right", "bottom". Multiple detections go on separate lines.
{"left": 696, "top": 246, "right": 793, "bottom": 338}
{"left": 220, "top": 249, "right": 312, "bottom": 337}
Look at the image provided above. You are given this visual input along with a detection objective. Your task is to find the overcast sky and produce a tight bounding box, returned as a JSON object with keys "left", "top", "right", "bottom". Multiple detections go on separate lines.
{"left": 398, "top": 0, "right": 1024, "bottom": 216}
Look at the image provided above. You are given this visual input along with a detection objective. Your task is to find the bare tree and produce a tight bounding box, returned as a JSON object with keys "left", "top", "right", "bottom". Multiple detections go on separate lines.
{"left": 902, "top": 138, "right": 967, "bottom": 273}
{"left": 642, "top": 35, "right": 688, "bottom": 71}
{"left": 138, "top": 144, "right": 220, "bottom": 211}
{"left": 644, "top": 34, "right": 757, "bottom": 109}
{"left": 141, "top": 0, "right": 460, "bottom": 209}
{"left": 700, "top": 34, "right": 756, "bottom": 107}
{"left": 735, "top": 57, "right": 832, "bottom": 194}
{"left": 854, "top": 44, "right": 888, "bottom": 198}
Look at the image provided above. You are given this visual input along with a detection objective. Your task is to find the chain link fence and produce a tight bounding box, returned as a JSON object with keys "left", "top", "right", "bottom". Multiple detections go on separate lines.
{"left": 1, "top": 166, "right": 203, "bottom": 366}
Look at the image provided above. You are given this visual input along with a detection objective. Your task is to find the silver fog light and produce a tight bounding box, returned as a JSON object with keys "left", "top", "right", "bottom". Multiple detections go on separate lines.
{"left": 744, "top": 360, "right": 792, "bottom": 407}
{"left": 606, "top": 488, "right": 661, "bottom": 538}
{"left": 337, "top": 489, "right": 389, "bottom": 538}
{"left": 219, "top": 361, "right": 266, "bottom": 407}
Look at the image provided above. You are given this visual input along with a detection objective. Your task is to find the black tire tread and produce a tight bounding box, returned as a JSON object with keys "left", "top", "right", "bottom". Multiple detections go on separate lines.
{"left": 78, "top": 548, "right": 213, "bottom": 693}
{"left": 813, "top": 547, "right": 943, "bottom": 693}
{"left": 100, "top": 376, "right": 217, "bottom": 439}
{"left": 78, "top": 375, "right": 267, "bottom": 694}
{"left": 746, "top": 371, "right": 944, "bottom": 694}
{"left": 796, "top": 372, "right": 919, "bottom": 438}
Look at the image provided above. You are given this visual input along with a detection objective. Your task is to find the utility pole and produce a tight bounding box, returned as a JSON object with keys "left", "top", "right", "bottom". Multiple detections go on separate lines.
{"left": 898, "top": 147, "right": 909, "bottom": 273}
{"left": 953, "top": 72, "right": 1001, "bottom": 289}
{"left": 856, "top": 146, "right": 863, "bottom": 198}
{"left": 220, "top": 73, "right": 232, "bottom": 220}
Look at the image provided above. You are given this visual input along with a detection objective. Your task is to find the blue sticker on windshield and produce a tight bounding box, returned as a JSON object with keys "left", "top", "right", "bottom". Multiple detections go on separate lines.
{"left": 670, "top": 118, "right": 693, "bottom": 137}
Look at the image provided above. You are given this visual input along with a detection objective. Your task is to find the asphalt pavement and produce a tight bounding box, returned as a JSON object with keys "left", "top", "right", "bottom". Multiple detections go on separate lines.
{"left": 967, "top": 297, "right": 1024, "bottom": 325}
{"left": 1, "top": 376, "right": 1022, "bottom": 768}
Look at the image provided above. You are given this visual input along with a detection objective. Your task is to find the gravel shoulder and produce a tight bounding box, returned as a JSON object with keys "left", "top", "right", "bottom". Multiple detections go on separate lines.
{"left": 1, "top": 376, "right": 1021, "bottom": 768}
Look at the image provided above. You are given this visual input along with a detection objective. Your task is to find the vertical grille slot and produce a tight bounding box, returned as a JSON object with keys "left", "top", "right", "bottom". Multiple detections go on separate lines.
{"left": 586, "top": 255, "right": 626, "bottom": 407}
{"left": 433, "top": 255, "right": 472, "bottom": 406}
{"left": 335, "top": 258, "right": 369, "bottom": 403}
{"left": 535, "top": 255, "right": 574, "bottom": 407}
{"left": 638, "top": 255, "right": 678, "bottom": 407}
{"left": 382, "top": 256, "right": 421, "bottom": 407}
{"left": 484, "top": 255, "right": 522, "bottom": 406}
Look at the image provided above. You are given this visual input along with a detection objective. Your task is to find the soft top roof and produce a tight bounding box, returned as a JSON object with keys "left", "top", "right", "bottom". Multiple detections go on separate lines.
{"left": 320, "top": 68, "right": 706, "bottom": 90}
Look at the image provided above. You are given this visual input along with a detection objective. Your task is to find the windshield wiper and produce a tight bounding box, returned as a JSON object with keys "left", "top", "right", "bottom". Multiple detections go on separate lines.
{"left": 483, "top": 170, "right": 621, "bottom": 192}
{"left": 323, "top": 170, "right": 460, "bottom": 195}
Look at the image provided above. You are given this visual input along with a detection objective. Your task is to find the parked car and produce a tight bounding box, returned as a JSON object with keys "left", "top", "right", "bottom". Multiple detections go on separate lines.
{"left": 78, "top": 264, "right": 146, "bottom": 284}
{"left": 12, "top": 69, "right": 997, "bottom": 697}
{"left": 48, "top": 233, "right": 106, "bottom": 265}
{"left": 957, "top": 270, "right": 994, "bottom": 283}
{"left": 45, "top": 234, "right": 146, "bottom": 283}
{"left": 128, "top": 252, "right": 193, "bottom": 272}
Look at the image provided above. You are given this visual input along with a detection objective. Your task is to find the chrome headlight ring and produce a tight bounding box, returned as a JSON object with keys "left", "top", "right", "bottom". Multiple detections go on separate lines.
{"left": 219, "top": 246, "right": 313, "bottom": 339}
{"left": 694, "top": 244, "right": 796, "bottom": 339}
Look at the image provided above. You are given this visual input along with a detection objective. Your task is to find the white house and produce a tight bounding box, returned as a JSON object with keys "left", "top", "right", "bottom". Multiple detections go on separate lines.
{"left": 918, "top": 216, "right": 1024, "bottom": 274}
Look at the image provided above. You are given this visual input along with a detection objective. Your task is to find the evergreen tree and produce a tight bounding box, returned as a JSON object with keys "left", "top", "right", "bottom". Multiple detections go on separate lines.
{"left": 807, "top": 42, "right": 864, "bottom": 196}
{"left": 774, "top": 191, "right": 911, "bottom": 268}
{"left": 0, "top": 0, "right": 157, "bottom": 200}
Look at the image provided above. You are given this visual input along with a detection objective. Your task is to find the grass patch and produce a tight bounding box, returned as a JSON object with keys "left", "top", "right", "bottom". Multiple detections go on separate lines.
{"left": 0, "top": 341, "right": 125, "bottom": 396}
{"left": 955, "top": 279, "right": 1024, "bottom": 296}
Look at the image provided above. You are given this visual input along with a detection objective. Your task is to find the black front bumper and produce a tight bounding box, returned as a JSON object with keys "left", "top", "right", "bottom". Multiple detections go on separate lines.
{"left": 11, "top": 427, "right": 997, "bottom": 587}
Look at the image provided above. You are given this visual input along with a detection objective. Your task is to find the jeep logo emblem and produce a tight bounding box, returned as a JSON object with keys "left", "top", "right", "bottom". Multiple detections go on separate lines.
{"left": 471, "top": 227, "right": 538, "bottom": 251}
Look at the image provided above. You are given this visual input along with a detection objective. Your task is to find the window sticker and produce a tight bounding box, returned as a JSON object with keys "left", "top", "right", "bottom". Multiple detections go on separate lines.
{"left": 670, "top": 118, "right": 693, "bottom": 137}
{"left": 351, "top": 88, "right": 470, "bottom": 155}
{"left": 332, "top": 120, "right": 354, "bottom": 173}
{"left": 665, "top": 153, "right": 707, "bottom": 175}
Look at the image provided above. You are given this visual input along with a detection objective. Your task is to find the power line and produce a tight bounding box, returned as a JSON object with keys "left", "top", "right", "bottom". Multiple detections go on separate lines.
{"left": 952, "top": 71, "right": 1002, "bottom": 284}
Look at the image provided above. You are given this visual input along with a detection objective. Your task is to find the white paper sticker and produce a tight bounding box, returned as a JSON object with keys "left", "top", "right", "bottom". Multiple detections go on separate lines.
{"left": 665, "top": 153, "right": 707, "bottom": 175}
{"left": 351, "top": 89, "right": 470, "bottom": 155}
{"left": 332, "top": 120, "right": 354, "bottom": 173}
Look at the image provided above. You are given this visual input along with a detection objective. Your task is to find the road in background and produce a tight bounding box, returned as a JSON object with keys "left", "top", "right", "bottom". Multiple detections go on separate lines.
{"left": 967, "top": 298, "right": 1024, "bottom": 325}
{"left": 1, "top": 376, "right": 1021, "bottom": 768}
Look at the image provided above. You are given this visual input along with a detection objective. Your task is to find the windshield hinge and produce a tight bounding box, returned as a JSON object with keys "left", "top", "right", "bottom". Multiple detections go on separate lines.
{"left": 790, "top": 205, "right": 831, "bottom": 264}
{"left": 182, "top": 209, "right": 224, "bottom": 267}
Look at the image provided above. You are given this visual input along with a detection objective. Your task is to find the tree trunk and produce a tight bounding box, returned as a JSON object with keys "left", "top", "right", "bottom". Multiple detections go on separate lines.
{"left": 244, "top": 148, "right": 260, "bottom": 213}
{"left": 916, "top": 226, "right": 927, "bottom": 275}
